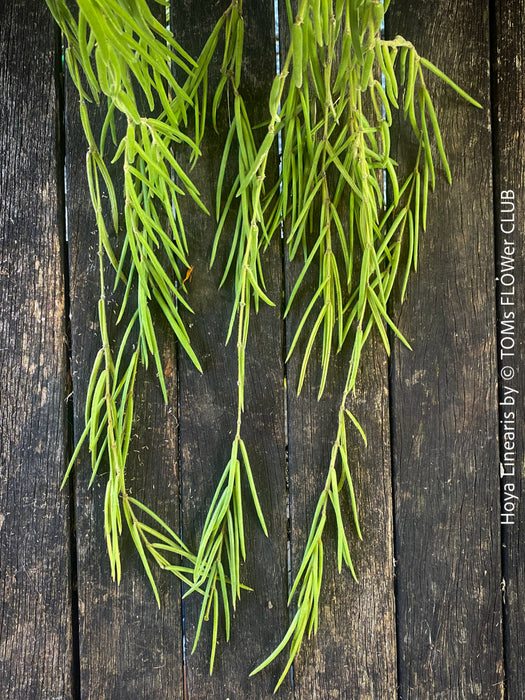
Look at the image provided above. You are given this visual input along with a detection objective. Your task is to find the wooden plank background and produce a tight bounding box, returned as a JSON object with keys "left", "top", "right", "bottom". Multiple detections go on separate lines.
{"left": 0, "top": 2, "right": 74, "bottom": 698}
{"left": 492, "top": 2, "right": 525, "bottom": 699}
{"left": 388, "top": 2, "right": 503, "bottom": 698}
{"left": 1, "top": 0, "right": 523, "bottom": 697}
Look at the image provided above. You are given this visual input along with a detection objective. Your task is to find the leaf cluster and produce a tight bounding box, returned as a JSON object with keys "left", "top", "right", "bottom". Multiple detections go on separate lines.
{"left": 47, "top": 0, "right": 227, "bottom": 613}
{"left": 190, "top": 1, "right": 277, "bottom": 666}
{"left": 226, "top": 0, "right": 481, "bottom": 687}
{"left": 48, "top": 0, "right": 481, "bottom": 689}
{"left": 188, "top": 437, "right": 267, "bottom": 673}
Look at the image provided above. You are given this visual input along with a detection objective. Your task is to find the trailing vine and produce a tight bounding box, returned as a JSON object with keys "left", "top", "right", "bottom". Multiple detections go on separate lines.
{"left": 244, "top": 0, "right": 480, "bottom": 688}
{"left": 47, "top": 0, "right": 223, "bottom": 604}
{"left": 48, "top": 0, "right": 481, "bottom": 688}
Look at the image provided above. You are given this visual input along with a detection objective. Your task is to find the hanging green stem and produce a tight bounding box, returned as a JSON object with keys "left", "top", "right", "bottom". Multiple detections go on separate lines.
{"left": 247, "top": 0, "right": 480, "bottom": 689}
{"left": 189, "top": 0, "right": 273, "bottom": 668}
{"left": 49, "top": 0, "right": 232, "bottom": 609}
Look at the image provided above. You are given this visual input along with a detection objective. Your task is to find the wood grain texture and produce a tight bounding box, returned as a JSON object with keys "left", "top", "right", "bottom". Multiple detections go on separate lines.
{"left": 3, "top": 1, "right": 521, "bottom": 697}
{"left": 173, "top": 1, "right": 291, "bottom": 697}
{"left": 65, "top": 4, "right": 185, "bottom": 696}
{"left": 387, "top": 1, "right": 504, "bottom": 697}
{"left": 0, "top": 2, "right": 74, "bottom": 697}
{"left": 491, "top": 0, "right": 525, "bottom": 696}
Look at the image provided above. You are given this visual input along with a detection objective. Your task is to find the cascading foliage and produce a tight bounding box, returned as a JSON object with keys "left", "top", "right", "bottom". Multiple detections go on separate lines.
{"left": 242, "top": 0, "right": 480, "bottom": 688}
{"left": 188, "top": 2, "right": 272, "bottom": 670}
{"left": 46, "top": 0, "right": 220, "bottom": 604}
{"left": 48, "top": 0, "right": 480, "bottom": 689}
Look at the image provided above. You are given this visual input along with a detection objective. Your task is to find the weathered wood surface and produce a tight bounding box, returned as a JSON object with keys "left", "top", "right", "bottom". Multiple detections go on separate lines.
{"left": 0, "top": 2, "right": 74, "bottom": 698}
{"left": 1, "top": 0, "right": 524, "bottom": 698}
{"left": 388, "top": 2, "right": 505, "bottom": 698}
{"left": 492, "top": 2, "right": 525, "bottom": 698}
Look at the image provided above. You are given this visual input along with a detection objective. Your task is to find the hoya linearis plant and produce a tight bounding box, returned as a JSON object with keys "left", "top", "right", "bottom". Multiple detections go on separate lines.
{"left": 47, "top": 0, "right": 481, "bottom": 686}
{"left": 46, "top": 0, "right": 233, "bottom": 607}
{"left": 188, "top": 0, "right": 276, "bottom": 662}
{"left": 48, "top": 0, "right": 271, "bottom": 672}
{"left": 208, "top": 0, "right": 480, "bottom": 688}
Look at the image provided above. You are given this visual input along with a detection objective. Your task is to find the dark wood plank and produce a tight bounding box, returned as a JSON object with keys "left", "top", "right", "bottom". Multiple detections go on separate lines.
{"left": 492, "top": 1, "right": 525, "bottom": 696}
{"left": 0, "top": 2, "right": 74, "bottom": 697}
{"left": 387, "top": 1, "right": 504, "bottom": 696}
{"left": 65, "top": 5, "right": 185, "bottom": 697}
{"left": 174, "top": 1, "right": 291, "bottom": 696}
{"left": 280, "top": 1, "right": 398, "bottom": 696}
